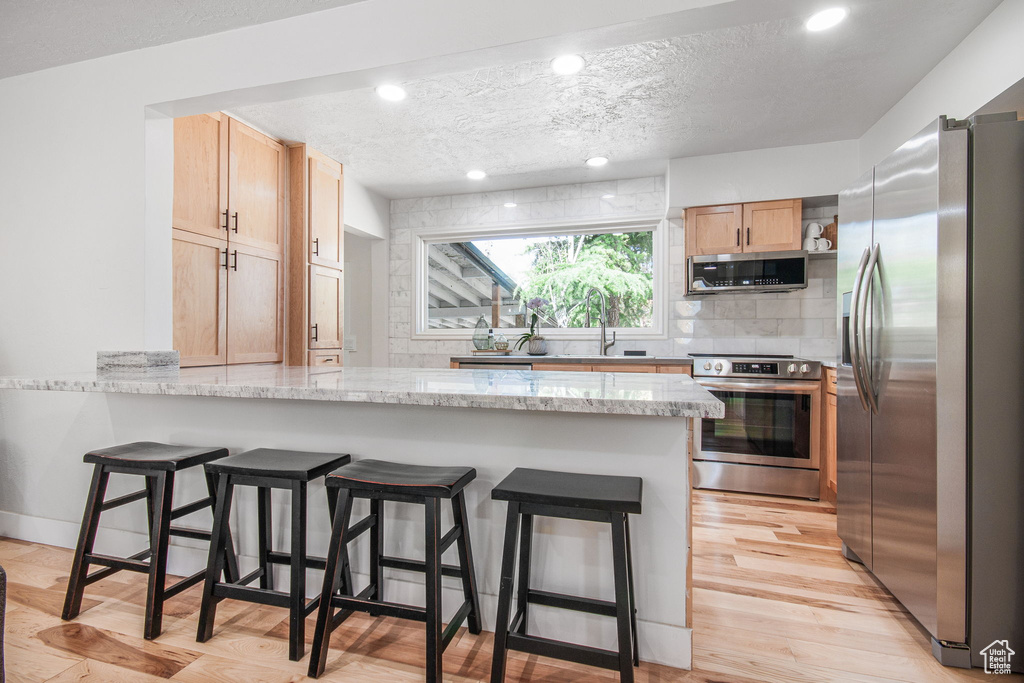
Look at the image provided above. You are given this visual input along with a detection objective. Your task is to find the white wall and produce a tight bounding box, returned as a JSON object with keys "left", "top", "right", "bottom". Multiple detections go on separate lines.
{"left": 343, "top": 233, "right": 375, "bottom": 366}
{"left": 858, "top": 0, "right": 1024, "bottom": 170}
{"left": 343, "top": 173, "right": 389, "bottom": 240}
{"left": 667, "top": 139, "right": 859, "bottom": 210}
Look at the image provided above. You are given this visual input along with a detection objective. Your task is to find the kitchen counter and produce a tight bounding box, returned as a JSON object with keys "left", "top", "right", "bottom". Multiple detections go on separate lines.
{"left": 451, "top": 354, "right": 693, "bottom": 366}
{"left": 0, "top": 365, "right": 721, "bottom": 418}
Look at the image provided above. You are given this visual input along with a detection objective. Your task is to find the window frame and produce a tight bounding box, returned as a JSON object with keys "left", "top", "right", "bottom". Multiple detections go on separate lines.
{"left": 411, "top": 215, "right": 668, "bottom": 341}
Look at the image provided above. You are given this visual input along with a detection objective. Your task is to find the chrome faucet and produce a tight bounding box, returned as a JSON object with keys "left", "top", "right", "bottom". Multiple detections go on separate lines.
{"left": 584, "top": 287, "right": 617, "bottom": 356}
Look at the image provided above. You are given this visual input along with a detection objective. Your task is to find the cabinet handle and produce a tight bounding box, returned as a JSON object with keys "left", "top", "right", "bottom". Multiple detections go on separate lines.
{"left": 313, "top": 238, "right": 319, "bottom": 256}
{"left": 232, "top": 212, "right": 239, "bottom": 233}
{"left": 735, "top": 228, "right": 740, "bottom": 247}
{"left": 221, "top": 249, "right": 228, "bottom": 270}
{"left": 311, "top": 324, "right": 319, "bottom": 342}
{"left": 230, "top": 250, "right": 238, "bottom": 271}
{"left": 221, "top": 210, "right": 229, "bottom": 231}
{"left": 746, "top": 227, "right": 750, "bottom": 246}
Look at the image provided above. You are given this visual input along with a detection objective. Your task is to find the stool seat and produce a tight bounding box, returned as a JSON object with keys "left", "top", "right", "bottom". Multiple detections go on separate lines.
{"left": 326, "top": 459, "right": 475, "bottom": 498}
{"left": 491, "top": 468, "right": 643, "bottom": 514}
{"left": 205, "top": 449, "right": 350, "bottom": 481}
{"left": 84, "top": 442, "right": 229, "bottom": 472}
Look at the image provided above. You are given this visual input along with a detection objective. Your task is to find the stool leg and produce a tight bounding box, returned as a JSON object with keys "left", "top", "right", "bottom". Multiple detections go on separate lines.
{"left": 62, "top": 465, "right": 110, "bottom": 621}
{"left": 324, "top": 486, "right": 352, "bottom": 596}
{"left": 490, "top": 502, "right": 520, "bottom": 683}
{"left": 451, "top": 491, "right": 481, "bottom": 634}
{"left": 144, "top": 470, "right": 175, "bottom": 640}
{"left": 288, "top": 481, "right": 308, "bottom": 661}
{"left": 308, "top": 488, "right": 353, "bottom": 679}
{"left": 257, "top": 487, "right": 274, "bottom": 590}
{"left": 145, "top": 475, "right": 157, "bottom": 546}
{"left": 205, "top": 470, "right": 239, "bottom": 584}
{"left": 197, "top": 474, "right": 234, "bottom": 643}
{"left": 369, "top": 498, "right": 384, "bottom": 604}
{"left": 610, "top": 512, "right": 635, "bottom": 683}
{"left": 514, "top": 512, "right": 533, "bottom": 636}
{"left": 424, "top": 497, "right": 443, "bottom": 683}
{"left": 624, "top": 514, "right": 639, "bottom": 667}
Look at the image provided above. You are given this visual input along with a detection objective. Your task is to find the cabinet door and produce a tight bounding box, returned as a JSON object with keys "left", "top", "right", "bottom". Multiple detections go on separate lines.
{"left": 309, "top": 266, "right": 344, "bottom": 350}
{"left": 309, "top": 154, "right": 344, "bottom": 269}
{"left": 592, "top": 364, "right": 656, "bottom": 373}
{"left": 173, "top": 113, "right": 228, "bottom": 239}
{"left": 228, "top": 118, "right": 285, "bottom": 254}
{"left": 658, "top": 365, "right": 693, "bottom": 376}
{"left": 227, "top": 244, "right": 284, "bottom": 364}
{"left": 685, "top": 205, "right": 742, "bottom": 256}
{"left": 826, "top": 391, "right": 838, "bottom": 494}
{"left": 534, "top": 363, "right": 591, "bottom": 372}
{"left": 743, "top": 199, "right": 802, "bottom": 252}
{"left": 172, "top": 229, "right": 227, "bottom": 367}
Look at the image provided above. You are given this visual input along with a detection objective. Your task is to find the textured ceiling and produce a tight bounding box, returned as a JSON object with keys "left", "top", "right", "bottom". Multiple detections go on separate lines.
{"left": 0, "top": 0, "right": 365, "bottom": 79}
{"left": 231, "top": 0, "right": 999, "bottom": 198}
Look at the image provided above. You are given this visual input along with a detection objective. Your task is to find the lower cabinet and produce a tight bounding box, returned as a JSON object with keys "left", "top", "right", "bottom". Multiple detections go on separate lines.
{"left": 454, "top": 361, "right": 692, "bottom": 375}
{"left": 173, "top": 230, "right": 227, "bottom": 367}
{"left": 822, "top": 367, "right": 838, "bottom": 504}
{"left": 226, "top": 245, "right": 284, "bottom": 364}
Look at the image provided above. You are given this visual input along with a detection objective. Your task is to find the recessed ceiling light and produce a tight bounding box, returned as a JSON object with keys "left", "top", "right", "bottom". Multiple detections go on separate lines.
{"left": 375, "top": 84, "right": 407, "bottom": 101}
{"left": 601, "top": 194, "right": 615, "bottom": 199}
{"left": 551, "top": 54, "right": 585, "bottom": 75}
{"left": 586, "top": 156, "right": 609, "bottom": 167}
{"left": 466, "top": 170, "right": 487, "bottom": 180}
{"left": 503, "top": 202, "right": 517, "bottom": 208}
{"left": 805, "top": 7, "right": 847, "bottom": 31}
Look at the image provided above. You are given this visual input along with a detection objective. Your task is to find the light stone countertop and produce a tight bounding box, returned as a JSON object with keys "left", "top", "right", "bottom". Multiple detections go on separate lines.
{"left": 0, "top": 365, "right": 724, "bottom": 419}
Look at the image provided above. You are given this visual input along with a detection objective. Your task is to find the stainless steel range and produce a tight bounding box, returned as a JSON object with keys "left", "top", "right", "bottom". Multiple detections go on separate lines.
{"left": 690, "top": 353, "right": 822, "bottom": 499}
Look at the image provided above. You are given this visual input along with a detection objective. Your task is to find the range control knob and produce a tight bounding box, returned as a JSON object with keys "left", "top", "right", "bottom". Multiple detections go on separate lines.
{"left": 787, "top": 363, "right": 797, "bottom": 373}
{"left": 800, "top": 364, "right": 810, "bottom": 373}
{"left": 714, "top": 362, "right": 724, "bottom": 372}
{"left": 703, "top": 362, "right": 712, "bottom": 370}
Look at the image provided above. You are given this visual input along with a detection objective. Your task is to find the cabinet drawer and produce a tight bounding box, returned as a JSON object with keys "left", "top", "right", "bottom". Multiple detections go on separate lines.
{"left": 309, "top": 350, "right": 342, "bottom": 367}
{"left": 592, "top": 364, "right": 656, "bottom": 373}
{"left": 824, "top": 367, "right": 837, "bottom": 395}
{"left": 657, "top": 365, "right": 693, "bottom": 375}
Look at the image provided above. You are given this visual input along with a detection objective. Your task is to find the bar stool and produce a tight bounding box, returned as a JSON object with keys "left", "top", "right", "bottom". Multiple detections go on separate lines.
{"left": 308, "top": 459, "right": 482, "bottom": 681}
{"left": 196, "top": 448, "right": 351, "bottom": 661}
{"left": 490, "top": 467, "right": 642, "bottom": 683}
{"left": 61, "top": 441, "right": 238, "bottom": 640}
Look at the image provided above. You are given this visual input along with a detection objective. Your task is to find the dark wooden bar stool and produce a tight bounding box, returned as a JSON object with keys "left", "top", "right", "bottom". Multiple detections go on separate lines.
{"left": 196, "top": 448, "right": 351, "bottom": 661}
{"left": 308, "top": 459, "right": 482, "bottom": 681}
{"left": 490, "top": 467, "right": 642, "bottom": 683}
{"left": 61, "top": 441, "right": 239, "bottom": 640}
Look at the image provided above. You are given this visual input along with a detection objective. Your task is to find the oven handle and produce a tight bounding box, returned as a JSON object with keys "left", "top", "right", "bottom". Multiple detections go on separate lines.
{"left": 697, "top": 379, "right": 820, "bottom": 393}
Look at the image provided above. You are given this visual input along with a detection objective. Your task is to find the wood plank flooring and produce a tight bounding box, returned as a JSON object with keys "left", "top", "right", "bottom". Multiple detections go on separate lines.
{"left": 1, "top": 492, "right": 1015, "bottom": 681}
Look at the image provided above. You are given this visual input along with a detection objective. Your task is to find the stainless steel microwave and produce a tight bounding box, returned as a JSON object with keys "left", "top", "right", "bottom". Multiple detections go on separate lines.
{"left": 686, "top": 250, "right": 808, "bottom": 295}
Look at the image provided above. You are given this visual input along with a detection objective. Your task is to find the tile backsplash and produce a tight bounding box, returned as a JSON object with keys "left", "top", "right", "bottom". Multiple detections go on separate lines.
{"left": 388, "top": 181, "right": 838, "bottom": 367}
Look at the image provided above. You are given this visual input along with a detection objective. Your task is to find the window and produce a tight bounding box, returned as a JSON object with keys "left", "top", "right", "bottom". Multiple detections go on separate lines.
{"left": 415, "top": 221, "right": 665, "bottom": 338}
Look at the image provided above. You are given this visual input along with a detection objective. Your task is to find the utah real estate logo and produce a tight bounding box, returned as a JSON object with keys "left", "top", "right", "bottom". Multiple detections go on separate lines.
{"left": 980, "top": 639, "right": 1015, "bottom": 675}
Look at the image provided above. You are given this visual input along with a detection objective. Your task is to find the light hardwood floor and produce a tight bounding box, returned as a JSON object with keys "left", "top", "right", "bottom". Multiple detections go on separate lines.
{"left": 0, "top": 492, "right": 1011, "bottom": 681}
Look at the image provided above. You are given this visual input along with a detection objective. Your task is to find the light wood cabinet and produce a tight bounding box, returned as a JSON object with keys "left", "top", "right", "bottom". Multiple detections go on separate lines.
{"left": 172, "top": 229, "right": 227, "bottom": 367}
{"left": 743, "top": 199, "right": 803, "bottom": 252}
{"left": 226, "top": 244, "right": 284, "bottom": 364}
{"left": 227, "top": 118, "right": 286, "bottom": 254}
{"left": 821, "top": 367, "right": 838, "bottom": 504}
{"left": 534, "top": 363, "right": 592, "bottom": 372}
{"left": 593, "top": 364, "right": 656, "bottom": 373}
{"left": 454, "top": 361, "right": 693, "bottom": 375}
{"left": 658, "top": 365, "right": 693, "bottom": 376}
{"left": 172, "top": 113, "right": 286, "bottom": 367}
{"left": 287, "top": 144, "right": 345, "bottom": 365}
{"left": 685, "top": 198, "right": 802, "bottom": 257}
{"left": 685, "top": 204, "right": 742, "bottom": 256}
{"left": 173, "top": 113, "right": 228, "bottom": 240}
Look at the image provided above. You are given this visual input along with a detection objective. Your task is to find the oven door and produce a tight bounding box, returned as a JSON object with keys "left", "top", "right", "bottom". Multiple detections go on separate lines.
{"left": 695, "top": 378, "right": 821, "bottom": 470}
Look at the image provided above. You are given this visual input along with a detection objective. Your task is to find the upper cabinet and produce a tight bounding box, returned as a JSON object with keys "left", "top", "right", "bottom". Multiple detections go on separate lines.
{"left": 173, "top": 113, "right": 285, "bottom": 367}
{"left": 685, "top": 198, "right": 802, "bottom": 257}
{"left": 309, "top": 154, "right": 344, "bottom": 269}
{"left": 227, "top": 118, "right": 286, "bottom": 254}
{"left": 173, "top": 113, "right": 228, "bottom": 240}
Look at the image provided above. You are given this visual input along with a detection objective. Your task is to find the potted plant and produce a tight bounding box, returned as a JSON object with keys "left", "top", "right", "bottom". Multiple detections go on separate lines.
{"left": 515, "top": 298, "right": 549, "bottom": 356}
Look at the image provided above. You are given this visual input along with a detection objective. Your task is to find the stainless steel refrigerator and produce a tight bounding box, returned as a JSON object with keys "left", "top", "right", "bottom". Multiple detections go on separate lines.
{"left": 837, "top": 112, "right": 1024, "bottom": 672}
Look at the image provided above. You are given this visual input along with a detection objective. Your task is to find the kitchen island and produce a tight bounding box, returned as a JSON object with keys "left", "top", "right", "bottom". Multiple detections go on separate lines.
{"left": 0, "top": 365, "right": 720, "bottom": 669}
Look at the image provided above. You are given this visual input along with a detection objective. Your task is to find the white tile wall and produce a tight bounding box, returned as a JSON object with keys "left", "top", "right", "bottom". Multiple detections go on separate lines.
{"left": 388, "top": 185, "right": 839, "bottom": 367}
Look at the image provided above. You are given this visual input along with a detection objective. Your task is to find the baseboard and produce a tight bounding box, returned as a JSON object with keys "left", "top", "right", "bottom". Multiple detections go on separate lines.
{"left": 0, "top": 510, "right": 692, "bottom": 669}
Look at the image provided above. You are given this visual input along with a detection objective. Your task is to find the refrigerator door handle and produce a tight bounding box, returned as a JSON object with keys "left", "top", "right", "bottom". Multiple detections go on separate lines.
{"left": 858, "top": 243, "right": 882, "bottom": 414}
{"left": 849, "top": 247, "right": 871, "bottom": 411}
